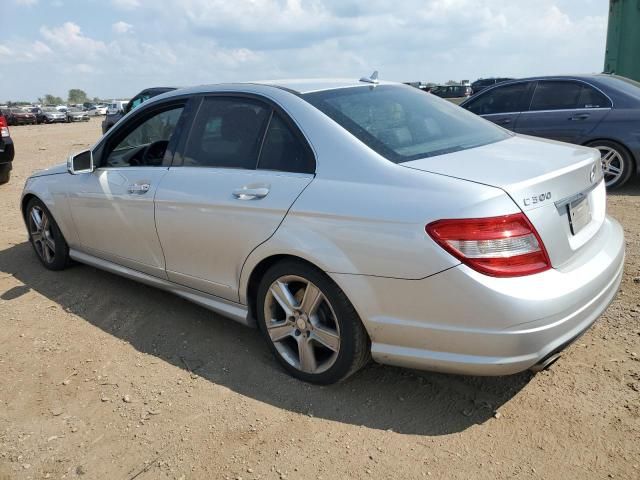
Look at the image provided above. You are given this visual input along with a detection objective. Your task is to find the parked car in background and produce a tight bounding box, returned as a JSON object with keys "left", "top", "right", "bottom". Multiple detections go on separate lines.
{"left": 87, "top": 104, "right": 108, "bottom": 116}
{"left": 430, "top": 85, "right": 473, "bottom": 101}
{"left": 0, "top": 108, "right": 37, "bottom": 126}
{"left": 471, "top": 77, "right": 514, "bottom": 95}
{"left": 22, "top": 79, "right": 623, "bottom": 384}
{"left": 102, "top": 87, "right": 175, "bottom": 134}
{"left": 66, "top": 107, "right": 90, "bottom": 122}
{"left": 55, "top": 105, "right": 68, "bottom": 113}
{"left": 0, "top": 114, "right": 14, "bottom": 184}
{"left": 28, "top": 107, "right": 46, "bottom": 124}
{"left": 461, "top": 74, "right": 640, "bottom": 188}
{"left": 42, "top": 107, "right": 67, "bottom": 123}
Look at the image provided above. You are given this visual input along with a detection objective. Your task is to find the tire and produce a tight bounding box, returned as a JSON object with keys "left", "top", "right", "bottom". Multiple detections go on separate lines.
{"left": 586, "top": 140, "right": 634, "bottom": 189}
{"left": 25, "top": 198, "right": 71, "bottom": 271}
{"left": 256, "top": 259, "right": 370, "bottom": 384}
{"left": 0, "top": 165, "right": 10, "bottom": 184}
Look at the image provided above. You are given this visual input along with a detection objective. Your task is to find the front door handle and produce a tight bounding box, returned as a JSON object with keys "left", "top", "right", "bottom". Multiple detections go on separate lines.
{"left": 128, "top": 183, "right": 150, "bottom": 194}
{"left": 232, "top": 186, "right": 270, "bottom": 200}
{"left": 569, "top": 113, "right": 590, "bottom": 121}
{"left": 495, "top": 117, "right": 511, "bottom": 125}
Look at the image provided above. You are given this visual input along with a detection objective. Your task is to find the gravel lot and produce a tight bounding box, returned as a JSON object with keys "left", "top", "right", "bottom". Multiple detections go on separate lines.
{"left": 0, "top": 119, "right": 639, "bottom": 480}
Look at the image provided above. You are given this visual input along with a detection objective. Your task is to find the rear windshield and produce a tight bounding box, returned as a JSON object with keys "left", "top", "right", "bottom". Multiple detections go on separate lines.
{"left": 303, "top": 85, "right": 510, "bottom": 163}
{"left": 597, "top": 74, "right": 640, "bottom": 100}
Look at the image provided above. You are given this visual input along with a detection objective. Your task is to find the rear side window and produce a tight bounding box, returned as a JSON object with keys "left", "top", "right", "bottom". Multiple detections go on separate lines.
{"left": 465, "top": 82, "right": 532, "bottom": 115}
{"left": 257, "top": 113, "right": 314, "bottom": 174}
{"left": 530, "top": 81, "right": 611, "bottom": 111}
{"left": 183, "top": 97, "right": 270, "bottom": 169}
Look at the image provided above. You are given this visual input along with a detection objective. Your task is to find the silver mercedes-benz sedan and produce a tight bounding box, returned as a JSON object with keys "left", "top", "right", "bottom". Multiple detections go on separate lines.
{"left": 21, "top": 78, "right": 624, "bottom": 384}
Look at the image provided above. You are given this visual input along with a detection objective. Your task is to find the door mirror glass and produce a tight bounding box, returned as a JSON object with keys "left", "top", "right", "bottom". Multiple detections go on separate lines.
{"left": 67, "top": 149, "right": 94, "bottom": 174}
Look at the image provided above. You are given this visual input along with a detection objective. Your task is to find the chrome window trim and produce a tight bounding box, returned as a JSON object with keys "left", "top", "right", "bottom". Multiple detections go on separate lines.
{"left": 519, "top": 107, "right": 612, "bottom": 114}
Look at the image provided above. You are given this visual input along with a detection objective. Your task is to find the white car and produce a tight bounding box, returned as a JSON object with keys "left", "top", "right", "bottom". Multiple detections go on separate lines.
{"left": 21, "top": 78, "right": 624, "bottom": 384}
{"left": 88, "top": 105, "right": 108, "bottom": 116}
{"left": 107, "top": 100, "right": 129, "bottom": 115}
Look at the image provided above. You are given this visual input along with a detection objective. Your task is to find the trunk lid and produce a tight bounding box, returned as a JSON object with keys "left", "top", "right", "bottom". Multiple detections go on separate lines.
{"left": 402, "top": 134, "right": 606, "bottom": 268}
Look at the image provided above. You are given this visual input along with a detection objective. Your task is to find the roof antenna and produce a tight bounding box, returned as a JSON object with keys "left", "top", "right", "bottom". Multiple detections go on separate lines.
{"left": 359, "top": 70, "right": 379, "bottom": 85}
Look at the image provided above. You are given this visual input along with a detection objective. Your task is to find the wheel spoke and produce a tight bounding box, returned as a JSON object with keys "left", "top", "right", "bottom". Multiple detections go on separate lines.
{"left": 267, "top": 320, "right": 295, "bottom": 342}
{"left": 298, "top": 338, "right": 317, "bottom": 373}
{"left": 605, "top": 165, "right": 622, "bottom": 176}
{"left": 311, "top": 325, "right": 340, "bottom": 352}
{"left": 601, "top": 149, "right": 616, "bottom": 163}
{"left": 300, "top": 282, "right": 323, "bottom": 316}
{"left": 43, "top": 243, "right": 53, "bottom": 263}
{"left": 30, "top": 208, "right": 42, "bottom": 231}
{"left": 45, "top": 235, "right": 56, "bottom": 252}
{"left": 31, "top": 231, "right": 42, "bottom": 243}
{"left": 41, "top": 213, "right": 50, "bottom": 232}
{"left": 269, "top": 281, "right": 298, "bottom": 317}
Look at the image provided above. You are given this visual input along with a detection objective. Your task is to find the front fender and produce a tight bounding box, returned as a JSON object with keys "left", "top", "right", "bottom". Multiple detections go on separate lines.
{"left": 21, "top": 174, "right": 79, "bottom": 248}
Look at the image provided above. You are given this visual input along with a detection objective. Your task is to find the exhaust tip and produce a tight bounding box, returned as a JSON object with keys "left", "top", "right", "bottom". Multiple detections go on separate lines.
{"left": 530, "top": 352, "right": 562, "bottom": 373}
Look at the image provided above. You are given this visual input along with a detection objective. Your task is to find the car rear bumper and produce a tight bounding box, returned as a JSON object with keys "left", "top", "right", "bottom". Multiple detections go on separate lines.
{"left": 0, "top": 138, "right": 14, "bottom": 165}
{"left": 331, "top": 215, "right": 624, "bottom": 375}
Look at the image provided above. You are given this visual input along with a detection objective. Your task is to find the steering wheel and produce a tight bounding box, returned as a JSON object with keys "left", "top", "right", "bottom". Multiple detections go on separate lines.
{"left": 140, "top": 140, "right": 169, "bottom": 166}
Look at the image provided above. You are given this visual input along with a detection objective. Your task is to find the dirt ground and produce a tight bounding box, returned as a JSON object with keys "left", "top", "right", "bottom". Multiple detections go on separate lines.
{"left": 0, "top": 119, "right": 638, "bottom": 480}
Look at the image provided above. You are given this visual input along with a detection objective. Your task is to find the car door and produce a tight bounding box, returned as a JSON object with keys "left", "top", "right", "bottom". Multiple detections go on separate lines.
{"left": 514, "top": 80, "right": 612, "bottom": 143}
{"left": 462, "top": 81, "right": 534, "bottom": 130}
{"left": 67, "top": 99, "right": 188, "bottom": 278}
{"left": 155, "top": 95, "right": 315, "bottom": 302}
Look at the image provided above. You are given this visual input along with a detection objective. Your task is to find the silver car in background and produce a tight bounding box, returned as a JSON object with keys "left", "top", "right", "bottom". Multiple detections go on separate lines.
{"left": 21, "top": 79, "right": 624, "bottom": 384}
{"left": 66, "top": 107, "right": 90, "bottom": 123}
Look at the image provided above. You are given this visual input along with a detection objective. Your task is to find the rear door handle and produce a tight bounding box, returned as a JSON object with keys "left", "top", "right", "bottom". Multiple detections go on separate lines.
{"left": 232, "top": 186, "right": 270, "bottom": 200}
{"left": 128, "top": 183, "right": 150, "bottom": 194}
{"left": 569, "top": 113, "right": 590, "bottom": 121}
{"left": 495, "top": 117, "right": 511, "bottom": 125}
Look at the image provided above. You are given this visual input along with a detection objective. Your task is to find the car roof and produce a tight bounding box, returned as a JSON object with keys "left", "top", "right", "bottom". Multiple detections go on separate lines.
{"left": 158, "top": 78, "right": 399, "bottom": 98}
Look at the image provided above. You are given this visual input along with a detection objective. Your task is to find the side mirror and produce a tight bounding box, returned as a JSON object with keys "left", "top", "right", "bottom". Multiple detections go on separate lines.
{"left": 67, "top": 149, "right": 94, "bottom": 174}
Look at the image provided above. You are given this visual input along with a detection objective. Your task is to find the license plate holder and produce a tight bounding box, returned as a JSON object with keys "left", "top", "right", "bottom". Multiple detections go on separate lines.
{"left": 567, "top": 196, "right": 591, "bottom": 235}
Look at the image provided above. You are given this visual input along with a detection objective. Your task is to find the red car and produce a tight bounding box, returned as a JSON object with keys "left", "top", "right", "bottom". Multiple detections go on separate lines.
{"left": 0, "top": 107, "right": 36, "bottom": 126}
{"left": 0, "top": 115, "right": 14, "bottom": 184}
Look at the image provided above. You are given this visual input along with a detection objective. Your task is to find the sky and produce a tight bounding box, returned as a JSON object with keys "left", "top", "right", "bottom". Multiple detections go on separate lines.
{"left": 1, "top": 0, "right": 609, "bottom": 102}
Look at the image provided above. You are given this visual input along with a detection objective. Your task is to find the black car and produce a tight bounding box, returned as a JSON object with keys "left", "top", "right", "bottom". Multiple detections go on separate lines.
{"left": 470, "top": 77, "right": 514, "bottom": 95}
{"left": 460, "top": 74, "right": 640, "bottom": 189}
{"left": 28, "top": 107, "right": 47, "bottom": 124}
{"left": 0, "top": 114, "right": 14, "bottom": 184}
{"left": 430, "top": 85, "right": 472, "bottom": 99}
{"left": 101, "top": 87, "right": 176, "bottom": 134}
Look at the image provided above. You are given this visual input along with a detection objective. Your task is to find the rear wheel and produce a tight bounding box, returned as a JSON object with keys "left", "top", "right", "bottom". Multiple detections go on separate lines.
{"left": 256, "top": 260, "right": 370, "bottom": 384}
{"left": 586, "top": 140, "right": 634, "bottom": 189}
{"left": 26, "top": 198, "right": 71, "bottom": 270}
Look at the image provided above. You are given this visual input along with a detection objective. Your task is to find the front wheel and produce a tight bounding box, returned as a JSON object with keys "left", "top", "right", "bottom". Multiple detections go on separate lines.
{"left": 586, "top": 140, "right": 634, "bottom": 189}
{"left": 26, "top": 198, "right": 71, "bottom": 270}
{"left": 256, "top": 260, "right": 370, "bottom": 384}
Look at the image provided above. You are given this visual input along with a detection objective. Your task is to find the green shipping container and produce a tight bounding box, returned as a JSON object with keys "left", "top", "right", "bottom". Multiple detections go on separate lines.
{"left": 604, "top": 0, "right": 640, "bottom": 81}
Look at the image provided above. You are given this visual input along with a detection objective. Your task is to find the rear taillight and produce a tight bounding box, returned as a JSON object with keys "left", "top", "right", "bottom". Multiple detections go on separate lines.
{"left": 426, "top": 213, "right": 551, "bottom": 277}
{"left": 0, "top": 116, "right": 9, "bottom": 137}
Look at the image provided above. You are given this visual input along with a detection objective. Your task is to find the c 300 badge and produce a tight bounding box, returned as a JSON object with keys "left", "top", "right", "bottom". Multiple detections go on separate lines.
{"left": 523, "top": 192, "right": 552, "bottom": 206}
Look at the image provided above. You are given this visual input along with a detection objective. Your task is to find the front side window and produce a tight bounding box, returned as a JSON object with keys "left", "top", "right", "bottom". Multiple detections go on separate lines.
{"left": 104, "top": 106, "right": 183, "bottom": 167}
{"left": 304, "top": 85, "right": 510, "bottom": 163}
{"left": 465, "top": 82, "right": 531, "bottom": 115}
{"left": 529, "top": 81, "right": 611, "bottom": 111}
{"left": 182, "top": 97, "right": 269, "bottom": 169}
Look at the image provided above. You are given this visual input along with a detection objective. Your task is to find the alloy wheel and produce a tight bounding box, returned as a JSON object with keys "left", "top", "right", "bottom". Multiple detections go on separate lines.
{"left": 263, "top": 275, "right": 341, "bottom": 375}
{"left": 29, "top": 206, "right": 56, "bottom": 264}
{"left": 595, "top": 145, "right": 625, "bottom": 187}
